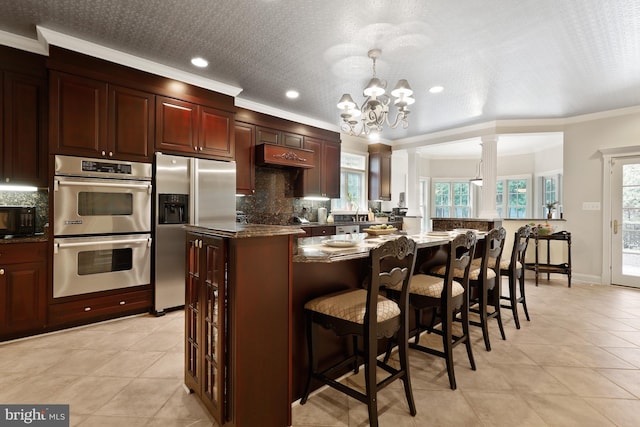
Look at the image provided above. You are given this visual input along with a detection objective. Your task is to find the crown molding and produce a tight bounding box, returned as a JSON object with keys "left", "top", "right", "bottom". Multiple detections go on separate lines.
{"left": 36, "top": 26, "right": 243, "bottom": 97}
{"left": 235, "top": 98, "right": 340, "bottom": 133}
{"left": 0, "top": 29, "right": 48, "bottom": 55}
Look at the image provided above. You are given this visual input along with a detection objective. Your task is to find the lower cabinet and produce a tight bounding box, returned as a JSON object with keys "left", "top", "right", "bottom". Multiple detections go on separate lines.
{"left": 185, "top": 231, "right": 291, "bottom": 427}
{"left": 48, "top": 287, "right": 152, "bottom": 327}
{"left": 185, "top": 233, "right": 227, "bottom": 423}
{"left": 0, "top": 242, "right": 47, "bottom": 340}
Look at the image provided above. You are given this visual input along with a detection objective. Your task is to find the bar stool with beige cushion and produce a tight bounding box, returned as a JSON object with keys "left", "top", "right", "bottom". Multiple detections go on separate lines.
{"left": 499, "top": 225, "right": 531, "bottom": 329}
{"left": 300, "top": 236, "right": 417, "bottom": 427}
{"left": 429, "top": 228, "right": 506, "bottom": 351}
{"left": 386, "top": 231, "right": 477, "bottom": 390}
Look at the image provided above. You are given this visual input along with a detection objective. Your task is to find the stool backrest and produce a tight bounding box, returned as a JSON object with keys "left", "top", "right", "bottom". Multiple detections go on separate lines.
{"left": 368, "top": 236, "right": 417, "bottom": 339}
{"left": 510, "top": 225, "right": 531, "bottom": 271}
{"left": 482, "top": 227, "right": 507, "bottom": 283}
{"left": 443, "top": 231, "right": 477, "bottom": 306}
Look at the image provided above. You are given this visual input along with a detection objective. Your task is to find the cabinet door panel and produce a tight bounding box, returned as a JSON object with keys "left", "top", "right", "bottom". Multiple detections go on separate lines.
{"left": 282, "top": 132, "right": 303, "bottom": 148}
{"left": 3, "top": 72, "right": 47, "bottom": 186}
{"left": 322, "top": 140, "right": 341, "bottom": 198}
{"left": 235, "top": 123, "right": 255, "bottom": 195}
{"left": 256, "top": 126, "right": 280, "bottom": 145}
{"left": 156, "top": 96, "right": 198, "bottom": 154}
{"left": 300, "top": 137, "right": 322, "bottom": 196}
{"left": 1, "top": 262, "right": 46, "bottom": 334}
{"left": 50, "top": 71, "right": 107, "bottom": 157}
{"left": 199, "top": 107, "right": 234, "bottom": 159}
{"left": 109, "top": 85, "right": 154, "bottom": 162}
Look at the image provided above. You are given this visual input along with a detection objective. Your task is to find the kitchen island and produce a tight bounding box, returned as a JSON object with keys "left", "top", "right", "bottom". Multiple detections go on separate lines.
{"left": 183, "top": 222, "right": 303, "bottom": 427}
{"left": 184, "top": 224, "right": 451, "bottom": 426}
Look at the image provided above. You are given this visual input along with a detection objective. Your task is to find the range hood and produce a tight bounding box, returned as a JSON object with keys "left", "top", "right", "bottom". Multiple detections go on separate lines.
{"left": 255, "top": 143, "right": 315, "bottom": 169}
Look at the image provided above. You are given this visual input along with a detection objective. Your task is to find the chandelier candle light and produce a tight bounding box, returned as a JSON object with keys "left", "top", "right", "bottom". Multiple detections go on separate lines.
{"left": 337, "top": 49, "right": 415, "bottom": 137}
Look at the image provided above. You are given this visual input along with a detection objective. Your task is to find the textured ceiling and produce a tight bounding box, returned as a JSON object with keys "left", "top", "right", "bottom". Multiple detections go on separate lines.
{"left": 0, "top": 0, "right": 639, "bottom": 143}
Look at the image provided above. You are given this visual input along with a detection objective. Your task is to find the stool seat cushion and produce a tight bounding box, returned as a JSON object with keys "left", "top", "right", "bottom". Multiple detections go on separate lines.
{"left": 305, "top": 289, "right": 400, "bottom": 324}
{"left": 471, "top": 257, "right": 522, "bottom": 271}
{"left": 387, "top": 273, "right": 464, "bottom": 298}
{"left": 429, "top": 263, "right": 495, "bottom": 280}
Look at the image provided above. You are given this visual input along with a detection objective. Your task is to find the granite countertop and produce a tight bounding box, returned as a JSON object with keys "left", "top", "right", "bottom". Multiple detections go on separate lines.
{"left": 185, "top": 222, "right": 306, "bottom": 238}
{"left": 0, "top": 234, "right": 48, "bottom": 244}
{"left": 294, "top": 232, "right": 450, "bottom": 263}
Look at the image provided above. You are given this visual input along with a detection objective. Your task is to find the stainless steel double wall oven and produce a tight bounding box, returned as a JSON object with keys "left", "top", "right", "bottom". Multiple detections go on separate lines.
{"left": 53, "top": 155, "right": 152, "bottom": 298}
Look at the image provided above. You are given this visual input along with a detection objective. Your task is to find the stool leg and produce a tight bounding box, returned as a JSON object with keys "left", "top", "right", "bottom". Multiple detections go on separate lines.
{"left": 519, "top": 271, "right": 531, "bottom": 321}
{"left": 492, "top": 286, "right": 506, "bottom": 340}
{"left": 364, "top": 335, "right": 379, "bottom": 427}
{"left": 479, "top": 284, "right": 491, "bottom": 352}
{"left": 300, "top": 312, "right": 315, "bottom": 405}
{"left": 461, "top": 297, "right": 476, "bottom": 372}
{"left": 509, "top": 273, "right": 521, "bottom": 329}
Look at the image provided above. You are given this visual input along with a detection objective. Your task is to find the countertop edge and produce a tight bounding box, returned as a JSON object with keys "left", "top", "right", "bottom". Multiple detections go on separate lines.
{"left": 185, "top": 223, "right": 305, "bottom": 238}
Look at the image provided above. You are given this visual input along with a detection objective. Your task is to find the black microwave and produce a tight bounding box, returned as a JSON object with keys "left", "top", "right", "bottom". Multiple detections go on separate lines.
{"left": 0, "top": 206, "right": 36, "bottom": 237}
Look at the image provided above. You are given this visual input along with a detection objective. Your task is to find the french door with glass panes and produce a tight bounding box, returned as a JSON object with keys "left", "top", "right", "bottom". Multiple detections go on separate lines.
{"left": 611, "top": 156, "right": 640, "bottom": 287}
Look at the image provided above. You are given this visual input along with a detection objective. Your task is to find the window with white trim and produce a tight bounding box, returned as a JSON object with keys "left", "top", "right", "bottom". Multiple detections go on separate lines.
{"left": 332, "top": 152, "right": 366, "bottom": 211}
{"left": 433, "top": 181, "right": 471, "bottom": 218}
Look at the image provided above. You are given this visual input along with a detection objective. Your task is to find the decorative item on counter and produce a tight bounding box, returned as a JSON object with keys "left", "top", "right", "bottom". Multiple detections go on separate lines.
{"left": 374, "top": 212, "right": 388, "bottom": 223}
{"left": 317, "top": 207, "right": 327, "bottom": 224}
{"left": 368, "top": 208, "right": 374, "bottom": 222}
{"left": 327, "top": 213, "right": 334, "bottom": 224}
{"left": 545, "top": 201, "right": 558, "bottom": 219}
{"left": 529, "top": 222, "right": 554, "bottom": 236}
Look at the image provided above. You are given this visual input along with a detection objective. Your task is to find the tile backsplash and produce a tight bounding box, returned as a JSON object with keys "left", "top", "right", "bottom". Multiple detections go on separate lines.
{"left": 0, "top": 190, "right": 49, "bottom": 233}
{"left": 236, "top": 167, "right": 330, "bottom": 225}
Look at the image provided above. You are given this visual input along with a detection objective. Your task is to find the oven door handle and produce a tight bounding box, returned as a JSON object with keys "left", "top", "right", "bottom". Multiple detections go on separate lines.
{"left": 54, "top": 179, "right": 153, "bottom": 194}
{"left": 54, "top": 237, "right": 152, "bottom": 253}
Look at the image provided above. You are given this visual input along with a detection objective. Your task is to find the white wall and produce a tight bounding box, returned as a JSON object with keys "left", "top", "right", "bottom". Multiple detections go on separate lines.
{"left": 563, "top": 110, "right": 640, "bottom": 283}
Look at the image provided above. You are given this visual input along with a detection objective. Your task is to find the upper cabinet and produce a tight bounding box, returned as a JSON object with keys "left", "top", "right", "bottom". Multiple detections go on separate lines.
{"left": 50, "top": 71, "right": 154, "bottom": 162}
{"left": 156, "top": 96, "right": 234, "bottom": 160}
{"left": 256, "top": 126, "right": 303, "bottom": 148}
{"left": 368, "top": 143, "right": 392, "bottom": 201}
{"left": 235, "top": 122, "right": 255, "bottom": 195}
{"left": 295, "top": 137, "right": 340, "bottom": 198}
{"left": 1, "top": 71, "right": 47, "bottom": 187}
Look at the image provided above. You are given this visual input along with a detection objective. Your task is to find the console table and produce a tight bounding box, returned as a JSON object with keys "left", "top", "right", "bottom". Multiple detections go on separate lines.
{"left": 526, "top": 230, "right": 572, "bottom": 287}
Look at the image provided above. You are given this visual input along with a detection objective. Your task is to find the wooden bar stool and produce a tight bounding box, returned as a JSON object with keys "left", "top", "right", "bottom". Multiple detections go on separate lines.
{"left": 499, "top": 225, "right": 531, "bottom": 329}
{"left": 386, "top": 231, "right": 477, "bottom": 390}
{"left": 300, "top": 236, "right": 417, "bottom": 427}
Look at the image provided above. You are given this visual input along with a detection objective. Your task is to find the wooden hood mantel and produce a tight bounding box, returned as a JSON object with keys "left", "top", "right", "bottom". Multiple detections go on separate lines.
{"left": 255, "top": 143, "right": 315, "bottom": 169}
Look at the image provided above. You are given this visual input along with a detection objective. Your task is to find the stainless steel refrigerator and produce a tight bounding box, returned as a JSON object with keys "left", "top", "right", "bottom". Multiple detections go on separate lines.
{"left": 153, "top": 152, "right": 236, "bottom": 314}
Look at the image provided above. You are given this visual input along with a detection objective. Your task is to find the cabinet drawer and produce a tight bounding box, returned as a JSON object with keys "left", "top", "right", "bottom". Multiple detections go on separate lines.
{"left": 0, "top": 242, "right": 46, "bottom": 264}
{"left": 49, "top": 288, "right": 152, "bottom": 326}
{"left": 311, "top": 226, "right": 335, "bottom": 236}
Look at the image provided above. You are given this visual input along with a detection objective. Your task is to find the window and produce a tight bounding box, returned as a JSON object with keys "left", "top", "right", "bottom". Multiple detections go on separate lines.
{"left": 506, "top": 179, "right": 528, "bottom": 218}
{"left": 540, "top": 173, "right": 562, "bottom": 217}
{"left": 332, "top": 152, "right": 366, "bottom": 211}
{"left": 433, "top": 181, "right": 471, "bottom": 218}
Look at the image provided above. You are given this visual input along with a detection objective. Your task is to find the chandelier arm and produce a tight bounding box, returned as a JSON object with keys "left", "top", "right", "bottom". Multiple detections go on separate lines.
{"left": 385, "top": 111, "right": 408, "bottom": 129}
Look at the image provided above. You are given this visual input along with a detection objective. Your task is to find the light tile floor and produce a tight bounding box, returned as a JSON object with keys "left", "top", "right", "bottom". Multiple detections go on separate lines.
{"left": 1, "top": 277, "right": 639, "bottom": 427}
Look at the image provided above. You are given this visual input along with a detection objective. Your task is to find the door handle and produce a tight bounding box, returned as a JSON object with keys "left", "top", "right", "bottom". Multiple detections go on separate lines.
{"left": 613, "top": 219, "right": 619, "bottom": 234}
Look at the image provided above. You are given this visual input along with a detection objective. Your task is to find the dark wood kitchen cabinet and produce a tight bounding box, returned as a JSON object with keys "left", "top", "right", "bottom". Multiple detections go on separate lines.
{"left": 185, "top": 229, "right": 291, "bottom": 427}
{"left": 235, "top": 122, "right": 255, "bottom": 195}
{"left": 47, "top": 287, "right": 152, "bottom": 328}
{"left": 156, "top": 96, "right": 234, "bottom": 160}
{"left": 295, "top": 137, "right": 341, "bottom": 198}
{"left": 49, "top": 71, "right": 154, "bottom": 162}
{"left": 256, "top": 126, "right": 303, "bottom": 148}
{"left": 185, "top": 233, "right": 228, "bottom": 424}
{"left": 1, "top": 71, "right": 48, "bottom": 187}
{"left": 0, "top": 242, "right": 47, "bottom": 341}
{"left": 369, "top": 143, "right": 392, "bottom": 201}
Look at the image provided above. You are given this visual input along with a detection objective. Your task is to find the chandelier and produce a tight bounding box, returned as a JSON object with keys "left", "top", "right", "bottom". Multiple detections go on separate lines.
{"left": 337, "top": 49, "right": 415, "bottom": 137}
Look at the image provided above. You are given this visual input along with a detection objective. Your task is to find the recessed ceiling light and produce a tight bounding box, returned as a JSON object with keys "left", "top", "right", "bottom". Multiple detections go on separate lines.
{"left": 429, "top": 85, "right": 444, "bottom": 94}
{"left": 286, "top": 90, "right": 299, "bottom": 99}
{"left": 191, "top": 57, "right": 209, "bottom": 68}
